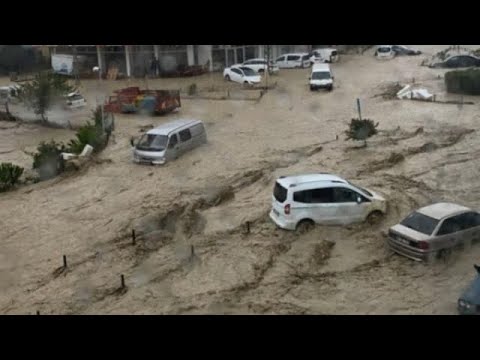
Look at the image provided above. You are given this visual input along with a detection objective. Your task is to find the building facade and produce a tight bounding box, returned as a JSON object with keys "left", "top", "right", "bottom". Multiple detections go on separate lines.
{"left": 44, "top": 45, "right": 317, "bottom": 77}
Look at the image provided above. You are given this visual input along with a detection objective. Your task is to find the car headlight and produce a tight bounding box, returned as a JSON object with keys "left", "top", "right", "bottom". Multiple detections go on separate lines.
{"left": 458, "top": 299, "right": 471, "bottom": 309}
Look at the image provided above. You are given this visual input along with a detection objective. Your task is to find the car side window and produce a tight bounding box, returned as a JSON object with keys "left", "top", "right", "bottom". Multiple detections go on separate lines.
{"left": 447, "top": 57, "right": 459, "bottom": 67}
{"left": 460, "top": 56, "right": 476, "bottom": 67}
{"left": 276, "top": 56, "right": 285, "bottom": 62}
{"left": 232, "top": 68, "right": 241, "bottom": 75}
{"left": 333, "top": 188, "right": 360, "bottom": 203}
{"left": 293, "top": 188, "right": 333, "bottom": 203}
{"left": 179, "top": 129, "right": 192, "bottom": 142}
{"left": 287, "top": 55, "right": 300, "bottom": 61}
{"left": 437, "top": 216, "right": 463, "bottom": 235}
{"left": 168, "top": 134, "right": 178, "bottom": 148}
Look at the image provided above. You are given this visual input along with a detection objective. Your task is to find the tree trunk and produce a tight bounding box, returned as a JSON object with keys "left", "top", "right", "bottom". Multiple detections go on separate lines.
{"left": 5, "top": 102, "right": 10, "bottom": 115}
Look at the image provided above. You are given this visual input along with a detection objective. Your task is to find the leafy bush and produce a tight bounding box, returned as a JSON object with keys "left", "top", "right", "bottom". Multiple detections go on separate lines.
{"left": 68, "top": 122, "right": 106, "bottom": 154}
{"left": 0, "top": 163, "right": 24, "bottom": 192}
{"left": 33, "top": 140, "right": 67, "bottom": 180}
{"left": 445, "top": 69, "right": 480, "bottom": 95}
{"left": 345, "top": 118, "right": 378, "bottom": 146}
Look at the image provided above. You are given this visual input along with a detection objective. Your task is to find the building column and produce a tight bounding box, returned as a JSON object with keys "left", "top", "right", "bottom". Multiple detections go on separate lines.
{"left": 187, "top": 45, "right": 195, "bottom": 66}
{"left": 96, "top": 45, "right": 106, "bottom": 75}
{"left": 258, "top": 45, "right": 264, "bottom": 58}
{"left": 125, "top": 45, "right": 132, "bottom": 78}
{"left": 154, "top": 45, "right": 160, "bottom": 60}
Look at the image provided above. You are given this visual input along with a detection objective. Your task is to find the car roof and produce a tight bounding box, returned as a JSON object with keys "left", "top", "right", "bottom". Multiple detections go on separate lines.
{"left": 277, "top": 173, "right": 348, "bottom": 189}
{"left": 147, "top": 119, "right": 202, "bottom": 136}
{"left": 312, "top": 63, "right": 330, "bottom": 71}
{"left": 279, "top": 53, "right": 309, "bottom": 57}
{"left": 416, "top": 202, "right": 472, "bottom": 220}
{"left": 244, "top": 58, "right": 266, "bottom": 62}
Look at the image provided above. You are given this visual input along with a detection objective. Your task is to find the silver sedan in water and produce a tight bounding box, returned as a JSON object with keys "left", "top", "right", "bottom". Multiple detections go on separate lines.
{"left": 387, "top": 202, "right": 480, "bottom": 262}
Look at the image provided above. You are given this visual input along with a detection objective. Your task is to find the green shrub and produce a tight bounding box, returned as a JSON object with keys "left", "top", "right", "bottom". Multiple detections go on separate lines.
{"left": 345, "top": 118, "right": 378, "bottom": 146}
{"left": 68, "top": 121, "right": 107, "bottom": 154}
{"left": 0, "top": 163, "right": 24, "bottom": 192}
{"left": 33, "top": 140, "right": 67, "bottom": 180}
{"left": 445, "top": 69, "right": 480, "bottom": 95}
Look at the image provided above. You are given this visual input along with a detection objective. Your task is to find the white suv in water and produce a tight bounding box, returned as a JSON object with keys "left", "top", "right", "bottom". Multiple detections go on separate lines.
{"left": 269, "top": 173, "right": 387, "bottom": 232}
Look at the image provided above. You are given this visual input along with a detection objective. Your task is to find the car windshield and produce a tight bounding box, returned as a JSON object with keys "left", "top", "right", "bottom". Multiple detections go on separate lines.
{"left": 312, "top": 71, "right": 331, "bottom": 80}
{"left": 400, "top": 212, "right": 439, "bottom": 235}
{"left": 378, "top": 47, "right": 391, "bottom": 53}
{"left": 348, "top": 182, "right": 373, "bottom": 197}
{"left": 136, "top": 134, "right": 168, "bottom": 151}
{"left": 240, "top": 67, "right": 256, "bottom": 76}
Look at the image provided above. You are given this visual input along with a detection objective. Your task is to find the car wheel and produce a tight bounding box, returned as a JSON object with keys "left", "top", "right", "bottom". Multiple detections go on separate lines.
{"left": 366, "top": 211, "right": 383, "bottom": 225}
{"left": 296, "top": 219, "right": 315, "bottom": 233}
{"left": 310, "top": 85, "right": 315, "bottom": 91}
{"left": 258, "top": 69, "right": 265, "bottom": 73}
{"left": 225, "top": 75, "right": 230, "bottom": 81}
{"left": 328, "top": 86, "right": 333, "bottom": 92}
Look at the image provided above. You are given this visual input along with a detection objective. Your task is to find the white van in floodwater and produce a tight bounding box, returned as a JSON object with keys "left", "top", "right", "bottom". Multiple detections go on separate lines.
{"left": 131, "top": 119, "right": 207, "bottom": 165}
{"left": 309, "top": 63, "right": 334, "bottom": 91}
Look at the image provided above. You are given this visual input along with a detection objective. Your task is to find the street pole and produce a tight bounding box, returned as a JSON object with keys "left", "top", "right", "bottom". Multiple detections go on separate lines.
{"left": 356, "top": 98, "right": 362, "bottom": 120}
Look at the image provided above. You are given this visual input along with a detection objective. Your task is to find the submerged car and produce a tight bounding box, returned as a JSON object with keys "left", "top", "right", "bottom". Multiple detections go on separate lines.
{"left": 65, "top": 92, "right": 87, "bottom": 109}
{"left": 388, "top": 202, "right": 480, "bottom": 262}
{"left": 430, "top": 55, "right": 480, "bottom": 69}
{"left": 392, "top": 45, "right": 422, "bottom": 56}
{"left": 131, "top": 119, "right": 206, "bottom": 165}
{"left": 269, "top": 173, "right": 386, "bottom": 232}
{"left": 375, "top": 45, "right": 395, "bottom": 59}
{"left": 223, "top": 66, "right": 261, "bottom": 85}
{"left": 458, "top": 265, "right": 480, "bottom": 315}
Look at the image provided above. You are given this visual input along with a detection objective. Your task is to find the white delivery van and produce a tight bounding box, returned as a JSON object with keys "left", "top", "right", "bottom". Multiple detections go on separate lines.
{"left": 309, "top": 63, "right": 334, "bottom": 91}
{"left": 275, "top": 53, "right": 311, "bottom": 69}
{"left": 309, "top": 48, "right": 339, "bottom": 64}
{"left": 269, "top": 173, "right": 386, "bottom": 232}
{"left": 131, "top": 119, "right": 207, "bottom": 165}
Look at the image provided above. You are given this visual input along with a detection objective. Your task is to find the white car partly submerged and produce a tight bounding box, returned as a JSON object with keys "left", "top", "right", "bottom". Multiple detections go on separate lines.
{"left": 223, "top": 66, "right": 262, "bottom": 85}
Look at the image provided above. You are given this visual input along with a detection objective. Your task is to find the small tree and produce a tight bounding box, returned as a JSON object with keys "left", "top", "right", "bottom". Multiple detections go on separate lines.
{"left": 19, "top": 71, "right": 75, "bottom": 123}
{"left": 0, "top": 163, "right": 24, "bottom": 192}
{"left": 345, "top": 118, "right": 378, "bottom": 147}
{"left": 33, "top": 140, "right": 67, "bottom": 180}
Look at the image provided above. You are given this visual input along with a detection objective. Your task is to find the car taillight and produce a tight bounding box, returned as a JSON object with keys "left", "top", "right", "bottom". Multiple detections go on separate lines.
{"left": 418, "top": 241, "right": 429, "bottom": 250}
{"left": 284, "top": 204, "right": 290, "bottom": 215}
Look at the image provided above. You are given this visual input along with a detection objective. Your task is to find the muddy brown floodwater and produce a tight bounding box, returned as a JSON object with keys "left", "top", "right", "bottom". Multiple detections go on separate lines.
{"left": 1, "top": 45, "right": 480, "bottom": 314}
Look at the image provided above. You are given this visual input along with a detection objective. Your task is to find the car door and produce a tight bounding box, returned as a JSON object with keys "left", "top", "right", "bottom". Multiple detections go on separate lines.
{"left": 458, "top": 212, "right": 480, "bottom": 246}
{"left": 178, "top": 128, "right": 193, "bottom": 153}
{"left": 230, "top": 68, "right": 243, "bottom": 83}
{"left": 165, "top": 133, "right": 179, "bottom": 160}
{"left": 446, "top": 56, "right": 461, "bottom": 68}
{"left": 458, "top": 56, "right": 477, "bottom": 68}
{"left": 331, "top": 187, "right": 369, "bottom": 224}
{"left": 286, "top": 55, "right": 300, "bottom": 68}
{"left": 293, "top": 187, "right": 337, "bottom": 224}
{"left": 434, "top": 215, "right": 466, "bottom": 251}
{"left": 276, "top": 56, "right": 286, "bottom": 68}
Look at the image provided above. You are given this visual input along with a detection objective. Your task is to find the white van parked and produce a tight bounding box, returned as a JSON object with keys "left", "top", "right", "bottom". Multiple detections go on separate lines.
{"left": 309, "top": 63, "right": 334, "bottom": 91}
{"left": 269, "top": 173, "right": 386, "bottom": 232}
{"left": 275, "top": 53, "right": 311, "bottom": 69}
{"left": 309, "top": 48, "right": 339, "bottom": 64}
{"left": 131, "top": 119, "right": 207, "bottom": 165}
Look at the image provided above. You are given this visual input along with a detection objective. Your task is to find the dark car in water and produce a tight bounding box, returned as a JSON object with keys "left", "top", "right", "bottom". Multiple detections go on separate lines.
{"left": 430, "top": 55, "right": 480, "bottom": 69}
{"left": 458, "top": 265, "right": 480, "bottom": 315}
{"left": 392, "top": 45, "right": 422, "bottom": 56}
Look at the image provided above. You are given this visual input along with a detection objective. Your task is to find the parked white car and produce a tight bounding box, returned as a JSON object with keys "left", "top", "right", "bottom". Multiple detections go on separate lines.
{"left": 275, "top": 53, "right": 311, "bottom": 69}
{"left": 375, "top": 45, "right": 395, "bottom": 59}
{"left": 238, "top": 58, "right": 280, "bottom": 74}
{"left": 223, "top": 66, "right": 261, "bottom": 85}
{"left": 309, "top": 48, "right": 339, "bottom": 64}
{"left": 65, "top": 92, "right": 87, "bottom": 109}
{"left": 269, "top": 173, "right": 386, "bottom": 232}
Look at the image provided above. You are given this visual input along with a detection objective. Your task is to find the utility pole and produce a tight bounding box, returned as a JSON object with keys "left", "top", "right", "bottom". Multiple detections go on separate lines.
{"left": 73, "top": 45, "right": 80, "bottom": 86}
